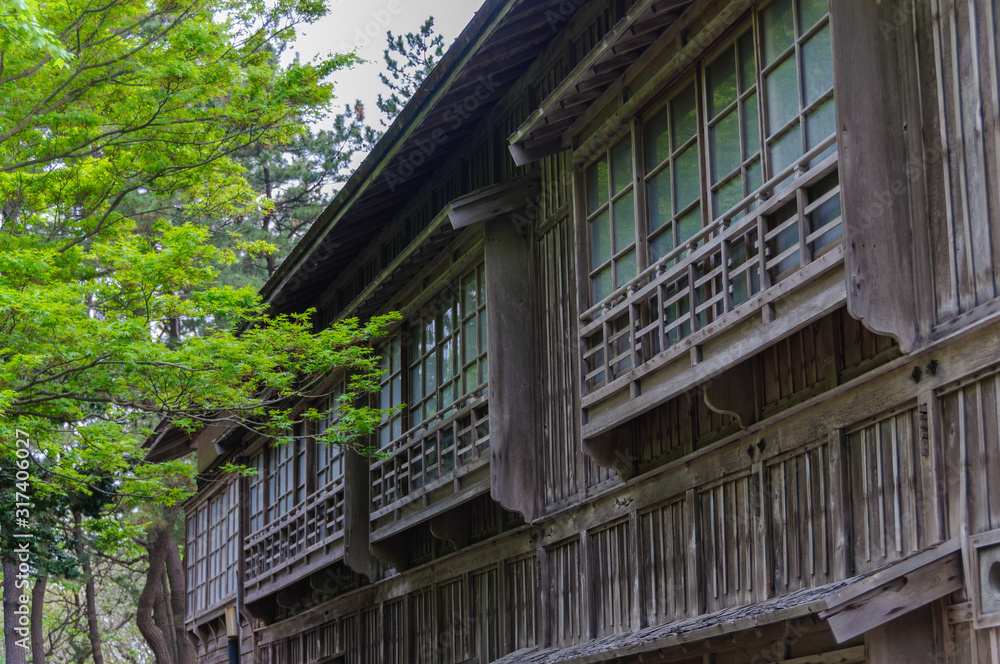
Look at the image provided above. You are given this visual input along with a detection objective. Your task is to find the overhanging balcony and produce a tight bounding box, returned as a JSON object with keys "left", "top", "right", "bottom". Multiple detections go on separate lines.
{"left": 244, "top": 479, "right": 346, "bottom": 601}
{"left": 370, "top": 395, "right": 491, "bottom": 541}
{"left": 582, "top": 137, "right": 846, "bottom": 440}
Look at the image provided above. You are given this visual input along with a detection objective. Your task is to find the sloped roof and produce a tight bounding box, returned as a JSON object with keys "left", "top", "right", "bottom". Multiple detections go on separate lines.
{"left": 259, "top": 0, "right": 580, "bottom": 317}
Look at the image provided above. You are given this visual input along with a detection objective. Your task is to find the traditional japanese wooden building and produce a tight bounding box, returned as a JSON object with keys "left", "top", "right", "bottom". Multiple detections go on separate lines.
{"left": 147, "top": 0, "right": 1000, "bottom": 661}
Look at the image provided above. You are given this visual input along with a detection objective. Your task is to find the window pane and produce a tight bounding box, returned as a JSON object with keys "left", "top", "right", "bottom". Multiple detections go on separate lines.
{"left": 587, "top": 158, "right": 609, "bottom": 212}
{"left": 592, "top": 268, "right": 613, "bottom": 302}
{"left": 613, "top": 191, "right": 635, "bottom": 252}
{"left": 678, "top": 207, "right": 701, "bottom": 245}
{"left": 762, "top": 0, "right": 795, "bottom": 65}
{"left": 706, "top": 49, "right": 738, "bottom": 118}
{"left": 462, "top": 272, "right": 477, "bottom": 315}
{"left": 710, "top": 111, "right": 741, "bottom": 182}
{"left": 769, "top": 123, "right": 802, "bottom": 173}
{"left": 611, "top": 138, "right": 632, "bottom": 193}
{"left": 649, "top": 228, "right": 675, "bottom": 263}
{"left": 644, "top": 108, "right": 670, "bottom": 171}
{"left": 424, "top": 352, "right": 437, "bottom": 392}
{"left": 479, "top": 311, "right": 487, "bottom": 355}
{"left": 442, "top": 305, "right": 453, "bottom": 337}
{"left": 802, "top": 24, "right": 833, "bottom": 105}
{"left": 615, "top": 250, "right": 637, "bottom": 288}
{"left": 747, "top": 159, "right": 763, "bottom": 193}
{"left": 441, "top": 340, "right": 454, "bottom": 382}
{"left": 647, "top": 167, "right": 671, "bottom": 232}
{"left": 392, "top": 338, "right": 401, "bottom": 369}
{"left": 674, "top": 146, "right": 700, "bottom": 210}
{"left": 739, "top": 33, "right": 756, "bottom": 91}
{"left": 424, "top": 318, "right": 436, "bottom": 349}
{"left": 589, "top": 209, "right": 611, "bottom": 269}
{"left": 799, "top": 0, "right": 828, "bottom": 32}
{"left": 713, "top": 175, "right": 744, "bottom": 218}
{"left": 463, "top": 317, "right": 478, "bottom": 361}
{"left": 806, "top": 97, "right": 836, "bottom": 151}
{"left": 672, "top": 85, "right": 698, "bottom": 148}
{"left": 766, "top": 55, "right": 799, "bottom": 134}
{"left": 743, "top": 93, "right": 761, "bottom": 158}
{"left": 411, "top": 365, "right": 423, "bottom": 404}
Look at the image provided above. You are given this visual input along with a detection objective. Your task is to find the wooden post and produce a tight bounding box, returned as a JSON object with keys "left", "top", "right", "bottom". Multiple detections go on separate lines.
{"left": 830, "top": 0, "right": 926, "bottom": 352}
{"left": 485, "top": 213, "right": 542, "bottom": 522}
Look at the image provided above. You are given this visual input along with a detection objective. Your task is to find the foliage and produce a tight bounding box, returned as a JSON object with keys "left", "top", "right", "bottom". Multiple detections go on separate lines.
{"left": 376, "top": 17, "right": 445, "bottom": 126}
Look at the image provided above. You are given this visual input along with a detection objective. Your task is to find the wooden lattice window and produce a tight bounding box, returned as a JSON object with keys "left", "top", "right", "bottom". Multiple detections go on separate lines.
{"left": 378, "top": 336, "right": 404, "bottom": 448}
{"left": 408, "top": 262, "right": 488, "bottom": 427}
{"left": 583, "top": 0, "right": 834, "bottom": 305}
{"left": 186, "top": 481, "right": 238, "bottom": 615}
{"left": 316, "top": 385, "right": 345, "bottom": 489}
{"left": 249, "top": 451, "right": 265, "bottom": 534}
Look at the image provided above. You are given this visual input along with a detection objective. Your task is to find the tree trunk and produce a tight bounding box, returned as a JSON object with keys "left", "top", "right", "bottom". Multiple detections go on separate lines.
{"left": 163, "top": 528, "right": 195, "bottom": 664}
{"left": 3, "top": 558, "right": 28, "bottom": 664}
{"left": 137, "top": 530, "right": 173, "bottom": 664}
{"left": 31, "top": 574, "right": 46, "bottom": 664}
{"left": 153, "top": 564, "right": 177, "bottom": 664}
{"left": 73, "top": 512, "right": 105, "bottom": 664}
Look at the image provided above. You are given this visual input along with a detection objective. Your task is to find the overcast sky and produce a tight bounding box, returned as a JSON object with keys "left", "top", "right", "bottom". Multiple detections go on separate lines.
{"left": 289, "top": 0, "right": 483, "bottom": 130}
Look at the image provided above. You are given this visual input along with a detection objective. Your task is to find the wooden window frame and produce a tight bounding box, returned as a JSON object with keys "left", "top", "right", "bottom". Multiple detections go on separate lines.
{"left": 580, "top": 0, "right": 835, "bottom": 308}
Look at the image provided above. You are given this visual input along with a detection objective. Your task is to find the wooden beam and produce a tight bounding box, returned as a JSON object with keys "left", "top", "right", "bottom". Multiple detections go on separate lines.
{"left": 343, "top": 449, "right": 379, "bottom": 580}
{"left": 819, "top": 539, "right": 963, "bottom": 642}
{"left": 447, "top": 175, "right": 540, "bottom": 229}
{"left": 486, "top": 214, "right": 542, "bottom": 522}
{"left": 830, "top": 0, "right": 925, "bottom": 352}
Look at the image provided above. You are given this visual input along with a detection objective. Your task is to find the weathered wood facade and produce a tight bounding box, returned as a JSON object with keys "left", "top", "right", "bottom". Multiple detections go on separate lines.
{"left": 147, "top": 0, "right": 1000, "bottom": 661}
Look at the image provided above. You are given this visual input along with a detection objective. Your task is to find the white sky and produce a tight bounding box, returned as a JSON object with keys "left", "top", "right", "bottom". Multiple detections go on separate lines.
{"left": 289, "top": 0, "right": 484, "bottom": 130}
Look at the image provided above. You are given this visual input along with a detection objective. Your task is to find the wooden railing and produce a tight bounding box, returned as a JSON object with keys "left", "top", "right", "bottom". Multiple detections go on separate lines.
{"left": 581, "top": 137, "right": 843, "bottom": 404}
{"left": 371, "top": 396, "right": 490, "bottom": 519}
{"left": 244, "top": 480, "right": 346, "bottom": 583}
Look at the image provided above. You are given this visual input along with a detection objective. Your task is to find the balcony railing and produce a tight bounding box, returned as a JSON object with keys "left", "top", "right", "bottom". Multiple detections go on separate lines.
{"left": 371, "top": 396, "right": 491, "bottom": 520}
{"left": 581, "top": 136, "right": 843, "bottom": 405}
{"left": 244, "top": 480, "right": 346, "bottom": 583}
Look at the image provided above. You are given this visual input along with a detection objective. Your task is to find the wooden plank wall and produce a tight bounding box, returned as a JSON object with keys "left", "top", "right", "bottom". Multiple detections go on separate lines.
{"left": 846, "top": 406, "right": 924, "bottom": 574}
{"left": 699, "top": 472, "right": 759, "bottom": 613}
{"left": 537, "top": 211, "right": 621, "bottom": 515}
{"left": 766, "top": 439, "right": 836, "bottom": 595}
{"left": 922, "top": 0, "right": 1000, "bottom": 327}
{"left": 941, "top": 366, "right": 1000, "bottom": 539}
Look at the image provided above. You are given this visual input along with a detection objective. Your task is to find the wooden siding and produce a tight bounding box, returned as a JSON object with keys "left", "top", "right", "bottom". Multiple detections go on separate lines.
{"left": 547, "top": 539, "right": 584, "bottom": 647}
{"left": 924, "top": 0, "right": 1000, "bottom": 326}
{"left": 588, "top": 519, "right": 636, "bottom": 636}
{"left": 638, "top": 498, "right": 689, "bottom": 624}
{"left": 766, "top": 439, "right": 835, "bottom": 595}
{"left": 699, "top": 472, "right": 759, "bottom": 613}
{"left": 846, "top": 406, "right": 924, "bottom": 574}
{"left": 941, "top": 365, "right": 1000, "bottom": 537}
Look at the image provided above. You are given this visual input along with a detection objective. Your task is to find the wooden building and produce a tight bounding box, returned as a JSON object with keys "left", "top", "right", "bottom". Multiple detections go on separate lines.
{"left": 146, "top": 0, "right": 1000, "bottom": 661}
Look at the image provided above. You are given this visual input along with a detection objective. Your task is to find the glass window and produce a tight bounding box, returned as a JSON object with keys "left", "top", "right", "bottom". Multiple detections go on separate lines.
{"left": 378, "top": 336, "right": 404, "bottom": 448}
{"left": 266, "top": 436, "right": 305, "bottom": 523}
{"left": 587, "top": 137, "right": 638, "bottom": 302}
{"left": 377, "top": 261, "right": 488, "bottom": 440}
{"left": 186, "top": 481, "right": 239, "bottom": 615}
{"left": 644, "top": 82, "right": 704, "bottom": 268}
{"left": 316, "top": 385, "right": 345, "bottom": 488}
{"left": 583, "top": 0, "right": 833, "bottom": 306}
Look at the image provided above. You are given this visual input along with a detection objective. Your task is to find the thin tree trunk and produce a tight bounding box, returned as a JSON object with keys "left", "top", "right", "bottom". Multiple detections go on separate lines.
{"left": 163, "top": 528, "right": 195, "bottom": 664}
{"left": 30, "top": 573, "right": 46, "bottom": 664}
{"left": 137, "top": 530, "right": 173, "bottom": 664}
{"left": 3, "top": 558, "right": 28, "bottom": 664}
{"left": 153, "top": 564, "right": 177, "bottom": 664}
{"left": 73, "top": 512, "right": 105, "bottom": 664}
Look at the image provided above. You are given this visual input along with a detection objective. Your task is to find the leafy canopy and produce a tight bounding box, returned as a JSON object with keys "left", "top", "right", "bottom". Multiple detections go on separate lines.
{"left": 0, "top": 0, "right": 394, "bottom": 535}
